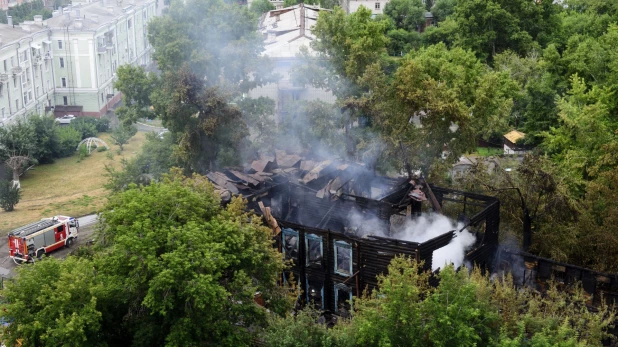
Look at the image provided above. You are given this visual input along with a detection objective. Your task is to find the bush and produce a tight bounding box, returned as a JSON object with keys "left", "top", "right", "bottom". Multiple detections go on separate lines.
{"left": 97, "top": 146, "right": 108, "bottom": 152}
{"left": 95, "top": 118, "right": 111, "bottom": 133}
{"left": 55, "top": 126, "right": 82, "bottom": 158}
{"left": 69, "top": 118, "right": 98, "bottom": 139}
{"left": 0, "top": 180, "right": 21, "bottom": 212}
{"left": 77, "top": 144, "right": 89, "bottom": 161}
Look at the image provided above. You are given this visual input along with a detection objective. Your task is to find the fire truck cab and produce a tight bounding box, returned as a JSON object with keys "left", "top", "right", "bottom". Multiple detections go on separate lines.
{"left": 8, "top": 216, "right": 79, "bottom": 264}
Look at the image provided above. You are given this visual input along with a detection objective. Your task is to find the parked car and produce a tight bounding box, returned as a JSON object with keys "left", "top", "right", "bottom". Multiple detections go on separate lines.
{"left": 55, "top": 115, "right": 75, "bottom": 124}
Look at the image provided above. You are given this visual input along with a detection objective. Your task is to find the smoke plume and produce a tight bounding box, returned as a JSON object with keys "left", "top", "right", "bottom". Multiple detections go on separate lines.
{"left": 392, "top": 214, "right": 476, "bottom": 271}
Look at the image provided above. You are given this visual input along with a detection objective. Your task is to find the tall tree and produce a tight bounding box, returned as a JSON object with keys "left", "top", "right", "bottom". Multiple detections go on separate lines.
{"left": 113, "top": 65, "right": 158, "bottom": 126}
{"left": 383, "top": 0, "right": 426, "bottom": 32}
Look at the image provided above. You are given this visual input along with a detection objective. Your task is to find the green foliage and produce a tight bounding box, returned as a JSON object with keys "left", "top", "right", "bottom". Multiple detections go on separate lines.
{"left": 0, "top": 256, "right": 123, "bottom": 346}
{"left": 113, "top": 65, "right": 158, "bottom": 126}
{"left": 383, "top": 0, "right": 425, "bottom": 32}
{"left": 104, "top": 131, "right": 179, "bottom": 191}
{"left": 54, "top": 126, "right": 82, "bottom": 158}
{"left": 77, "top": 144, "right": 90, "bottom": 161}
{"left": 431, "top": 0, "right": 455, "bottom": 22}
{"left": 0, "top": 179, "right": 21, "bottom": 211}
{"left": 96, "top": 172, "right": 292, "bottom": 345}
{"left": 263, "top": 258, "right": 615, "bottom": 347}
{"left": 250, "top": 0, "right": 275, "bottom": 14}
{"left": 152, "top": 68, "right": 247, "bottom": 172}
{"left": 263, "top": 309, "right": 343, "bottom": 347}
{"left": 68, "top": 118, "right": 98, "bottom": 139}
{"left": 109, "top": 125, "right": 136, "bottom": 151}
{"left": 0, "top": 0, "right": 51, "bottom": 24}
{"left": 147, "top": 0, "right": 275, "bottom": 92}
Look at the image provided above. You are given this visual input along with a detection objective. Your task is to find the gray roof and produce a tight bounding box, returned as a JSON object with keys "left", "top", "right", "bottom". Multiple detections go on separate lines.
{"left": 9, "top": 219, "right": 57, "bottom": 237}
{"left": 0, "top": 24, "right": 46, "bottom": 45}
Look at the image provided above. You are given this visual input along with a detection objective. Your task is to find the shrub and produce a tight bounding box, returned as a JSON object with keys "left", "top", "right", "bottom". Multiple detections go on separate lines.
{"left": 77, "top": 144, "right": 89, "bottom": 161}
{"left": 70, "top": 118, "right": 98, "bottom": 139}
{"left": 95, "top": 118, "right": 111, "bottom": 133}
{"left": 55, "top": 126, "right": 82, "bottom": 158}
{"left": 97, "top": 146, "right": 108, "bottom": 152}
{"left": 0, "top": 180, "right": 21, "bottom": 212}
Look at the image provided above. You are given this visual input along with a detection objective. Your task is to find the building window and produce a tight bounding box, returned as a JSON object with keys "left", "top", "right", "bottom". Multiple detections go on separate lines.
{"left": 13, "top": 77, "right": 16, "bottom": 88}
{"left": 59, "top": 57, "right": 64, "bottom": 68}
{"left": 1, "top": 107, "right": 5, "bottom": 118}
{"left": 63, "top": 96, "right": 68, "bottom": 105}
{"left": 375, "top": 2, "right": 380, "bottom": 9}
{"left": 23, "top": 92, "right": 27, "bottom": 105}
{"left": 282, "top": 228, "right": 299, "bottom": 261}
{"left": 3, "top": 60, "right": 6, "bottom": 72}
{"left": 47, "top": 80, "right": 51, "bottom": 91}
{"left": 0, "top": 83, "right": 3, "bottom": 97}
{"left": 305, "top": 278, "right": 324, "bottom": 310}
{"left": 58, "top": 40, "right": 63, "bottom": 49}
{"left": 334, "top": 240, "right": 353, "bottom": 276}
{"left": 45, "top": 60, "right": 49, "bottom": 72}
{"left": 28, "top": 91, "right": 32, "bottom": 101}
{"left": 128, "top": 19, "right": 132, "bottom": 29}
{"left": 15, "top": 99, "right": 19, "bottom": 109}
{"left": 10, "top": 57, "right": 14, "bottom": 67}
{"left": 21, "top": 50, "right": 28, "bottom": 62}
{"left": 305, "top": 234, "right": 323, "bottom": 267}
{"left": 61, "top": 78, "right": 66, "bottom": 87}
{"left": 334, "top": 283, "right": 352, "bottom": 313}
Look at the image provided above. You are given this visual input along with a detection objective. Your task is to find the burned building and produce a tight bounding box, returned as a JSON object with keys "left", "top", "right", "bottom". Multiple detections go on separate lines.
{"left": 207, "top": 151, "right": 500, "bottom": 312}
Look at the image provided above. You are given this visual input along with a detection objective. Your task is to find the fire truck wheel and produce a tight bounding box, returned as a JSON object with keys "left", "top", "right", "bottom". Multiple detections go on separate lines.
{"left": 36, "top": 250, "right": 46, "bottom": 259}
{"left": 66, "top": 238, "right": 73, "bottom": 248}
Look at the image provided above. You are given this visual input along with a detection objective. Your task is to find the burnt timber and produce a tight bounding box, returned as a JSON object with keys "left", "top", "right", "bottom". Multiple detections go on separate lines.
{"left": 207, "top": 153, "right": 500, "bottom": 312}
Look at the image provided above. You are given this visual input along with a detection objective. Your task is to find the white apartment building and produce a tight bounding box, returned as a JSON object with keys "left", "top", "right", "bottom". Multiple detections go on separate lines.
{"left": 0, "top": 0, "right": 156, "bottom": 127}
{"left": 248, "top": 4, "right": 336, "bottom": 123}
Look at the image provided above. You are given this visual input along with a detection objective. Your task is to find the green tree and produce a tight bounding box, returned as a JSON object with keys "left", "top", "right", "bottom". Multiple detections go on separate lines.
{"left": 114, "top": 65, "right": 158, "bottom": 126}
{"left": 0, "top": 179, "right": 21, "bottom": 211}
{"left": 250, "top": 0, "right": 275, "bottom": 14}
{"left": 151, "top": 68, "right": 248, "bottom": 172}
{"left": 54, "top": 125, "right": 82, "bottom": 158}
{"left": 431, "top": 0, "right": 455, "bottom": 22}
{"left": 104, "top": 131, "right": 179, "bottom": 191}
{"left": 383, "top": 0, "right": 425, "bottom": 32}
{"left": 109, "top": 125, "right": 136, "bottom": 151}
{"left": 147, "top": 0, "right": 275, "bottom": 92}
{"left": 96, "top": 172, "right": 291, "bottom": 345}
{"left": 0, "top": 256, "right": 116, "bottom": 346}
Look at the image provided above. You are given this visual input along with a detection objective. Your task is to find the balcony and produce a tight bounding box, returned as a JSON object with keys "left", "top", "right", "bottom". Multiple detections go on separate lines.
{"left": 11, "top": 66, "right": 23, "bottom": 75}
{"left": 0, "top": 74, "right": 8, "bottom": 82}
{"left": 44, "top": 51, "right": 53, "bottom": 60}
{"left": 97, "top": 44, "right": 107, "bottom": 53}
{"left": 33, "top": 56, "right": 43, "bottom": 65}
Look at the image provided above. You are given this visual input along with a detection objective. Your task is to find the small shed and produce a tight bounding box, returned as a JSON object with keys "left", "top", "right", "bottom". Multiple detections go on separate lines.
{"left": 503, "top": 130, "right": 529, "bottom": 155}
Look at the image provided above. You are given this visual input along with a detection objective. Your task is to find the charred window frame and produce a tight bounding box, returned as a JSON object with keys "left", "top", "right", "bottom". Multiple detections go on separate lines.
{"left": 281, "top": 228, "right": 299, "bottom": 262}
{"left": 334, "top": 283, "right": 352, "bottom": 313}
{"left": 305, "top": 234, "right": 323, "bottom": 267}
{"left": 306, "top": 277, "right": 324, "bottom": 309}
{"left": 334, "top": 240, "right": 352, "bottom": 276}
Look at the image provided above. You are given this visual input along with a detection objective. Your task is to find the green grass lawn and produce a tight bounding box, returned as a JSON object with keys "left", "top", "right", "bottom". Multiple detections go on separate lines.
{"left": 475, "top": 147, "right": 503, "bottom": 157}
{"left": 0, "top": 132, "right": 147, "bottom": 233}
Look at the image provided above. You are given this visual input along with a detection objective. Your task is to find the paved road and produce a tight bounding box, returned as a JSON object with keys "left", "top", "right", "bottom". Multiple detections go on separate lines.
{"left": 0, "top": 214, "right": 99, "bottom": 278}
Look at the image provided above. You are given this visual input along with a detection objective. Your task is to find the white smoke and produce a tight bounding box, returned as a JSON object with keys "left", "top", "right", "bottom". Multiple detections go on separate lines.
{"left": 392, "top": 214, "right": 476, "bottom": 271}
{"left": 346, "top": 208, "right": 388, "bottom": 238}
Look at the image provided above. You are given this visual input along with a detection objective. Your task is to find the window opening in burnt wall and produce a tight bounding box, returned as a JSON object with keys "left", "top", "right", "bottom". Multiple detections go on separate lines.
{"left": 334, "top": 240, "right": 352, "bottom": 276}
{"left": 281, "top": 228, "right": 299, "bottom": 262}
{"left": 305, "top": 234, "right": 323, "bottom": 267}
{"left": 334, "top": 283, "right": 352, "bottom": 314}
{"left": 306, "top": 277, "right": 324, "bottom": 309}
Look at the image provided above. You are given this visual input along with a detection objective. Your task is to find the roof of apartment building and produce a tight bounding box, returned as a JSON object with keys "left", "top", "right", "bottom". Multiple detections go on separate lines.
{"left": 45, "top": 0, "right": 153, "bottom": 31}
{"left": 0, "top": 23, "right": 46, "bottom": 45}
{"left": 260, "top": 4, "right": 328, "bottom": 58}
{"left": 0, "top": 0, "right": 153, "bottom": 48}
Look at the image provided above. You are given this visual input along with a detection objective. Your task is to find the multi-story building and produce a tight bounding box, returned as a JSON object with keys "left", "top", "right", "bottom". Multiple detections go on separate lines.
{"left": 248, "top": 4, "right": 336, "bottom": 124}
{"left": 0, "top": 0, "right": 156, "bottom": 127}
{"left": 0, "top": 16, "right": 56, "bottom": 125}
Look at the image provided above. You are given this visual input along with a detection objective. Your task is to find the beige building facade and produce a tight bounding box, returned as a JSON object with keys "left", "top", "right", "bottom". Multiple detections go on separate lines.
{"left": 0, "top": 0, "right": 156, "bottom": 127}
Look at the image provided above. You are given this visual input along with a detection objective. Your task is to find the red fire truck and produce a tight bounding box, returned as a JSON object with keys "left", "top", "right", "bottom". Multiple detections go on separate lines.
{"left": 8, "top": 216, "right": 79, "bottom": 264}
